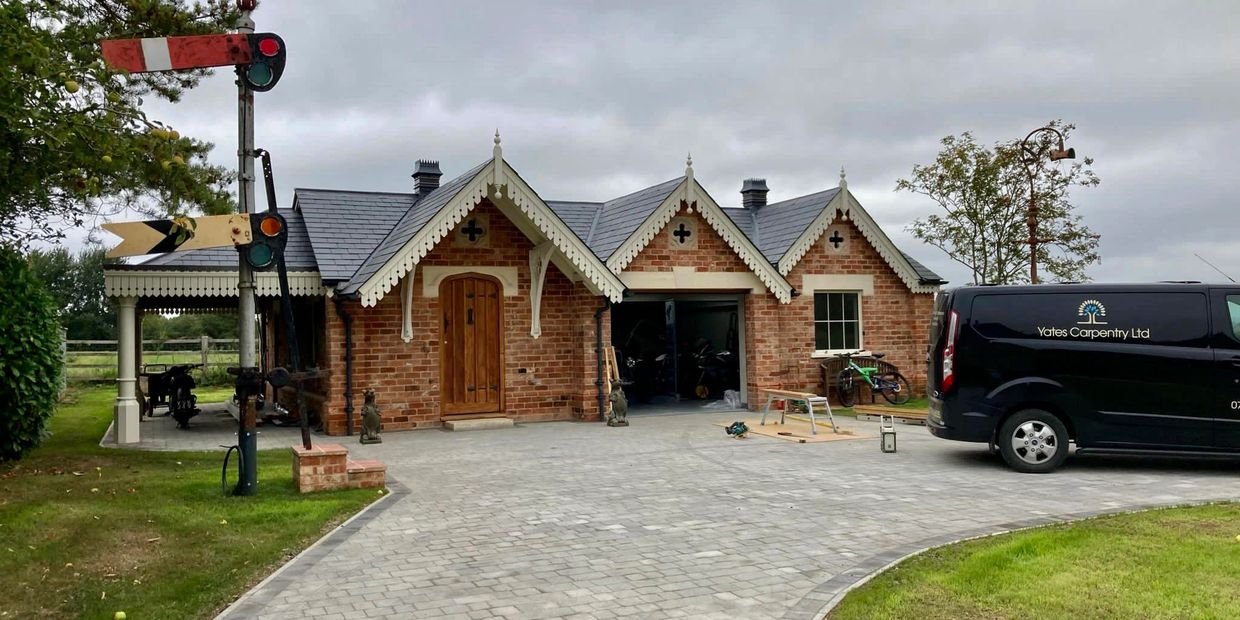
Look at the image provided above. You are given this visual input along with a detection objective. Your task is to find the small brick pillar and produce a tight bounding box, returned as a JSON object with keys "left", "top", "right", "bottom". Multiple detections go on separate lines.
{"left": 346, "top": 459, "right": 387, "bottom": 490}
{"left": 292, "top": 443, "right": 349, "bottom": 493}
{"left": 292, "top": 443, "right": 387, "bottom": 493}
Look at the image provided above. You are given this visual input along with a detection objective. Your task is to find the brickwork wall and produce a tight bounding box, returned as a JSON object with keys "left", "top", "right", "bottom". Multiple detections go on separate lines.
{"left": 311, "top": 196, "right": 933, "bottom": 434}
{"left": 292, "top": 443, "right": 348, "bottom": 493}
{"left": 782, "top": 218, "right": 934, "bottom": 400}
{"left": 623, "top": 205, "right": 754, "bottom": 274}
{"left": 319, "top": 200, "right": 607, "bottom": 435}
{"left": 622, "top": 203, "right": 934, "bottom": 410}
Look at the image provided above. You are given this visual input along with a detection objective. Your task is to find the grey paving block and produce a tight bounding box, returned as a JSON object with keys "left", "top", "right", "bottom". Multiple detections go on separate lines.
{"left": 219, "top": 413, "right": 1240, "bottom": 620}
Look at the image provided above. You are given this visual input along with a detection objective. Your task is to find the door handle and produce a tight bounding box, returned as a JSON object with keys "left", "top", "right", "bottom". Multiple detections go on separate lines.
{"left": 466, "top": 385, "right": 476, "bottom": 392}
{"left": 1231, "top": 356, "right": 1240, "bottom": 367}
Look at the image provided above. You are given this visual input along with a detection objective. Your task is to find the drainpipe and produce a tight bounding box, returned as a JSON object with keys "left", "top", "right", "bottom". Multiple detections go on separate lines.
{"left": 333, "top": 297, "right": 356, "bottom": 435}
{"left": 593, "top": 298, "right": 612, "bottom": 421}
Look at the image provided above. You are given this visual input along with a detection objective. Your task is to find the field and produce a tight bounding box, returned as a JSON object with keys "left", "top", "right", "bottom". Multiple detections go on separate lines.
{"left": 63, "top": 337, "right": 246, "bottom": 385}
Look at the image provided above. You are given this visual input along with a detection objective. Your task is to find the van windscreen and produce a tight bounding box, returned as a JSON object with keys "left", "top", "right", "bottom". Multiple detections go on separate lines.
{"left": 970, "top": 292, "right": 1208, "bottom": 347}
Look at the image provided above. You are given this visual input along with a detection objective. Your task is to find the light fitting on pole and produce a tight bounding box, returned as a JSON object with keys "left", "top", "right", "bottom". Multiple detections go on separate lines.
{"left": 1049, "top": 147, "right": 1076, "bottom": 161}
{"left": 1020, "top": 125, "right": 1077, "bottom": 284}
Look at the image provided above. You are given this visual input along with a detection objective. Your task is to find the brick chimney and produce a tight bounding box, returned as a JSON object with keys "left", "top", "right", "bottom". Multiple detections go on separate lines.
{"left": 741, "top": 178, "right": 769, "bottom": 210}
{"left": 412, "top": 160, "right": 442, "bottom": 196}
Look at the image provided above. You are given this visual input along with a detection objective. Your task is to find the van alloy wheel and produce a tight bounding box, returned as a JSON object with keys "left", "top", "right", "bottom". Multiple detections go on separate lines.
{"left": 997, "top": 409, "right": 1069, "bottom": 473}
{"left": 1010, "top": 420, "right": 1058, "bottom": 465}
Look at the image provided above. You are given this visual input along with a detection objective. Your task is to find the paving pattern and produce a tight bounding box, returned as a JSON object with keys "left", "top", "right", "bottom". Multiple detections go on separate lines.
{"left": 102, "top": 401, "right": 304, "bottom": 451}
{"left": 219, "top": 412, "right": 1240, "bottom": 620}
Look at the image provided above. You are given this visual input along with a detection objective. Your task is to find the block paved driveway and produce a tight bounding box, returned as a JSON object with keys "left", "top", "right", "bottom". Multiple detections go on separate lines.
{"left": 222, "top": 412, "right": 1240, "bottom": 620}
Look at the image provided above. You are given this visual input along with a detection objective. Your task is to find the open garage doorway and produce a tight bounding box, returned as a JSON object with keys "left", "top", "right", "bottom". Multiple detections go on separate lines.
{"left": 611, "top": 294, "right": 746, "bottom": 411}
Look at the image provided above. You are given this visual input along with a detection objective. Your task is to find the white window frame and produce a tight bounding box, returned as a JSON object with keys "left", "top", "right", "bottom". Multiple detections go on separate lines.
{"left": 810, "top": 290, "right": 865, "bottom": 358}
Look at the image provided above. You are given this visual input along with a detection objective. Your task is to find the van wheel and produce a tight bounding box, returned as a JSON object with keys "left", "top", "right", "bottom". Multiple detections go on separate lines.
{"left": 998, "top": 409, "right": 1069, "bottom": 473}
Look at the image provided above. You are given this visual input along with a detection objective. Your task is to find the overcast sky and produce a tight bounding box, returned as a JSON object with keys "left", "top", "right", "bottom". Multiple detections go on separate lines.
{"left": 89, "top": 1, "right": 1240, "bottom": 285}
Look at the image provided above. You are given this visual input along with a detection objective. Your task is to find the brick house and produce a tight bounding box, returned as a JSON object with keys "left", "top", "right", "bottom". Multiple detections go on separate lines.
{"left": 103, "top": 137, "right": 942, "bottom": 440}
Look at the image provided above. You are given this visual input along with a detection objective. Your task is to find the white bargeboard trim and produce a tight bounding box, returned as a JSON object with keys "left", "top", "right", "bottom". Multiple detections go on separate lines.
{"left": 778, "top": 189, "right": 939, "bottom": 294}
{"left": 352, "top": 157, "right": 625, "bottom": 308}
{"left": 104, "top": 269, "right": 326, "bottom": 298}
{"left": 606, "top": 178, "right": 794, "bottom": 303}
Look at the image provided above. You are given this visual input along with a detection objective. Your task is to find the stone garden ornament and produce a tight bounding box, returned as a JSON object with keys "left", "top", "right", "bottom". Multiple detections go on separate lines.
{"left": 360, "top": 389, "right": 382, "bottom": 444}
{"left": 607, "top": 385, "right": 629, "bottom": 427}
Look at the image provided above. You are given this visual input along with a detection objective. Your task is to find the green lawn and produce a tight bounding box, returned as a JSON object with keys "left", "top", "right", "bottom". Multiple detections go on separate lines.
{"left": 830, "top": 503, "right": 1240, "bottom": 619}
{"left": 0, "top": 387, "right": 379, "bottom": 619}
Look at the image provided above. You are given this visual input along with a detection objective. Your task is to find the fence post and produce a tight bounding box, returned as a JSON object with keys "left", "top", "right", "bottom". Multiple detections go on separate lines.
{"left": 59, "top": 327, "right": 68, "bottom": 395}
{"left": 201, "top": 335, "right": 210, "bottom": 374}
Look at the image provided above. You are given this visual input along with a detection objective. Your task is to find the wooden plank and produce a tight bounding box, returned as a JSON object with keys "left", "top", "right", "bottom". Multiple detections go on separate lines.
{"left": 478, "top": 279, "right": 489, "bottom": 407}
{"left": 715, "top": 417, "right": 868, "bottom": 443}
{"left": 761, "top": 388, "right": 819, "bottom": 399}
{"left": 481, "top": 278, "right": 493, "bottom": 407}
{"left": 453, "top": 278, "right": 464, "bottom": 409}
{"left": 853, "top": 404, "right": 928, "bottom": 418}
{"left": 461, "top": 277, "right": 468, "bottom": 404}
{"left": 606, "top": 346, "right": 620, "bottom": 382}
{"left": 490, "top": 281, "right": 502, "bottom": 410}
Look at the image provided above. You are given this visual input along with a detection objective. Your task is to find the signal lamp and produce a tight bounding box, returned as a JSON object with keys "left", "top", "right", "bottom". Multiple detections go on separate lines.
{"left": 241, "top": 33, "right": 286, "bottom": 92}
{"left": 241, "top": 212, "right": 287, "bottom": 271}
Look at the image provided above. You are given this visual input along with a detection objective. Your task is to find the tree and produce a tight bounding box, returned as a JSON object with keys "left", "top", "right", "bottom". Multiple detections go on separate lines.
{"left": 0, "top": 247, "right": 64, "bottom": 461}
{"left": 897, "top": 122, "right": 1101, "bottom": 284}
{"left": 0, "top": 0, "right": 240, "bottom": 250}
{"left": 27, "top": 246, "right": 116, "bottom": 339}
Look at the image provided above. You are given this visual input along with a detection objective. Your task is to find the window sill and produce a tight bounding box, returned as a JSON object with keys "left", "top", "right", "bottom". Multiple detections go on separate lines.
{"left": 811, "top": 349, "right": 869, "bottom": 359}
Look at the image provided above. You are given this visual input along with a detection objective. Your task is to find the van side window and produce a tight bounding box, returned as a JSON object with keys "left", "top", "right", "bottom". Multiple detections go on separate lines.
{"left": 1228, "top": 295, "right": 1240, "bottom": 341}
{"left": 971, "top": 292, "right": 1209, "bottom": 347}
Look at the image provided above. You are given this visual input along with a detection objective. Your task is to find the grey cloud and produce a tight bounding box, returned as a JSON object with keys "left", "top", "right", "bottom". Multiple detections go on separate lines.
{"left": 78, "top": 0, "right": 1240, "bottom": 285}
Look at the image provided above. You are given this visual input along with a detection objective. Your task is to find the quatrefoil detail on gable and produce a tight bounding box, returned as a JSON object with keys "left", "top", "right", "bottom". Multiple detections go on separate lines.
{"left": 666, "top": 215, "right": 698, "bottom": 250}
{"left": 824, "top": 225, "right": 848, "bottom": 253}
{"left": 454, "top": 214, "right": 489, "bottom": 248}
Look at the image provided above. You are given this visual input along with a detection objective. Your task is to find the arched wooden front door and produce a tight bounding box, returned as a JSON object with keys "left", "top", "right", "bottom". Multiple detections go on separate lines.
{"left": 439, "top": 274, "right": 504, "bottom": 415}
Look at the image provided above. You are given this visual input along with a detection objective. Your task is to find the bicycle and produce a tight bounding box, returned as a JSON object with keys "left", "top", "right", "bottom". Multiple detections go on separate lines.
{"left": 835, "top": 352, "right": 911, "bottom": 407}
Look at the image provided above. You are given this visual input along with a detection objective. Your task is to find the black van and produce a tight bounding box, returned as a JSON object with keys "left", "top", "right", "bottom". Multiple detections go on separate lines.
{"left": 926, "top": 283, "right": 1240, "bottom": 472}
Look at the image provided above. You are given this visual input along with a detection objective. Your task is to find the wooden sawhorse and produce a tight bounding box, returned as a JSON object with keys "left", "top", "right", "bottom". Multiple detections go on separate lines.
{"left": 759, "top": 388, "right": 838, "bottom": 435}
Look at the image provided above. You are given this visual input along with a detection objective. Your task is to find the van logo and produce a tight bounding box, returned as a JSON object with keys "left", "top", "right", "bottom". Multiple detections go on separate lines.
{"left": 1076, "top": 299, "right": 1107, "bottom": 325}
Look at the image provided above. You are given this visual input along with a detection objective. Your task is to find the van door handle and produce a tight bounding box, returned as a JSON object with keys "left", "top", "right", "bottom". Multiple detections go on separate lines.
{"left": 1230, "top": 356, "right": 1240, "bottom": 367}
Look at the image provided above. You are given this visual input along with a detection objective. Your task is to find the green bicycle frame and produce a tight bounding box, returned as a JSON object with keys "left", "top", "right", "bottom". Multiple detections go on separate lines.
{"left": 847, "top": 361, "right": 880, "bottom": 387}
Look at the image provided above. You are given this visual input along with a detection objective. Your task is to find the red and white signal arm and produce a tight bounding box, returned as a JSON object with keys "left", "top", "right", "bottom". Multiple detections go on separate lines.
{"left": 101, "top": 32, "right": 286, "bottom": 91}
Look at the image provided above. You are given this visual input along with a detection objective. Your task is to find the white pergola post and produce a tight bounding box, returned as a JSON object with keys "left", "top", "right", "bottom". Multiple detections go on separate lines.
{"left": 114, "top": 296, "right": 140, "bottom": 444}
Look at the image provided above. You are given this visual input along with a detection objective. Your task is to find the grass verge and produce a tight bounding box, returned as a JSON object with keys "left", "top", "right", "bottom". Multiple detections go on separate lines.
{"left": 0, "top": 387, "right": 379, "bottom": 619}
{"left": 829, "top": 503, "right": 1240, "bottom": 619}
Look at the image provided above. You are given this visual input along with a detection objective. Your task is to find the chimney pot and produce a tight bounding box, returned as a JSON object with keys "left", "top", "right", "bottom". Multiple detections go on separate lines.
{"left": 741, "top": 178, "right": 769, "bottom": 210}
{"left": 412, "top": 159, "right": 442, "bottom": 196}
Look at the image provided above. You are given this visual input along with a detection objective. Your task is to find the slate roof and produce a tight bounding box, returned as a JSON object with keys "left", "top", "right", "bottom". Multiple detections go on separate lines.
{"left": 336, "top": 160, "right": 491, "bottom": 295}
{"left": 110, "top": 162, "right": 941, "bottom": 290}
{"left": 721, "top": 187, "right": 943, "bottom": 284}
{"left": 544, "top": 200, "right": 602, "bottom": 243}
{"left": 901, "top": 252, "right": 945, "bottom": 284}
{"left": 294, "top": 189, "right": 415, "bottom": 283}
{"left": 545, "top": 177, "right": 683, "bottom": 262}
{"left": 112, "top": 209, "right": 318, "bottom": 271}
{"left": 754, "top": 188, "right": 841, "bottom": 265}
